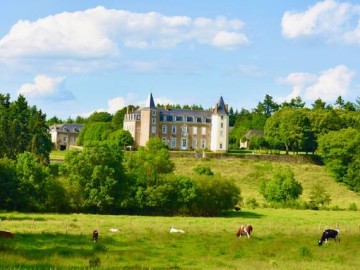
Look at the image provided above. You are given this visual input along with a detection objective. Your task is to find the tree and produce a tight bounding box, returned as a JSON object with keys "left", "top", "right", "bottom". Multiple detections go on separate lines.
{"left": 309, "top": 183, "right": 331, "bottom": 209}
{"left": 0, "top": 157, "right": 17, "bottom": 210}
{"left": 254, "top": 94, "right": 279, "bottom": 117}
{"left": 78, "top": 122, "right": 113, "bottom": 146}
{"left": 0, "top": 94, "right": 51, "bottom": 163}
{"left": 311, "top": 98, "right": 327, "bottom": 110}
{"left": 281, "top": 96, "right": 305, "bottom": 109}
{"left": 60, "top": 141, "right": 127, "bottom": 213}
{"left": 124, "top": 138, "right": 174, "bottom": 186}
{"left": 317, "top": 128, "right": 360, "bottom": 183}
{"left": 265, "top": 108, "right": 313, "bottom": 154}
{"left": 15, "top": 152, "right": 50, "bottom": 211}
{"left": 190, "top": 174, "right": 241, "bottom": 216}
{"left": 334, "top": 96, "right": 345, "bottom": 109}
{"left": 108, "top": 129, "right": 134, "bottom": 148}
{"left": 112, "top": 107, "right": 128, "bottom": 129}
{"left": 87, "top": 111, "right": 112, "bottom": 123}
{"left": 259, "top": 167, "right": 302, "bottom": 204}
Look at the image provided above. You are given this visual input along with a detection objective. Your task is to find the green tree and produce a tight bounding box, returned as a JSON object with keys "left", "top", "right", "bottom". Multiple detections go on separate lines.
{"left": 317, "top": 128, "right": 360, "bottom": 184}
{"left": 259, "top": 167, "right": 302, "bottom": 204}
{"left": 60, "top": 141, "right": 127, "bottom": 213}
{"left": 0, "top": 94, "right": 51, "bottom": 163}
{"left": 190, "top": 174, "right": 241, "bottom": 216}
{"left": 87, "top": 111, "right": 112, "bottom": 123}
{"left": 309, "top": 183, "right": 331, "bottom": 209}
{"left": 311, "top": 98, "right": 327, "bottom": 110}
{"left": 15, "top": 152, "right": 50, "bottom": 211}
{"left": 108, "top": 129, "right": 134, "bottom": 148}
{"left": 281, "top": 96, "right": 305, "bottom": 109}
{"left": 124, "top": 138, "right": 174, "bottom": 186}
{"left": 78, "top": 122, "right": 113, "bottom": 146}
{"left": 265, "top": 108, "right": 313, "bottom": 154}
{"left": 0, "top": 157, "right": 17, "bottom": 210}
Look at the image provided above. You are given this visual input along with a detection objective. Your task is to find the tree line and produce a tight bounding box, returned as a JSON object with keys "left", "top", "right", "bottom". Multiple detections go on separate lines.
{"left": 1, "top": 92, "right": 360, "bottom": 215}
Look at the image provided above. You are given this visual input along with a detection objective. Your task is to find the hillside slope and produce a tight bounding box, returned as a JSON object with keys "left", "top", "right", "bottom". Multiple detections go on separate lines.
{"left": 172, "top": 157, "right": 360, "bottom": 209}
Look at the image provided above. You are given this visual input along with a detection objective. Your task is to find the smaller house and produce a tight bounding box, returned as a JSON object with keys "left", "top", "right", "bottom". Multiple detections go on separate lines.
{"left": 240, "top": 129, "right": 264, "bottom": 149}
{"left": 50, "top": 124, "right": 83, "bottom": 150}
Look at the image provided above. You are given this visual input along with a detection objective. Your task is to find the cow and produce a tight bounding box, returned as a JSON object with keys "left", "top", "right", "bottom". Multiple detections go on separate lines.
{"left": 236, "top": 225, "right": 253, "bottom": 239}
{"left": 92, "top": 230, "right": 99, "bottom": 242}
{"left": 318, "top": 229, "right": 340, "bottom": 246}
{"left": 0, "top": 230, "right": 14, "bottom": 238}
{"left": 170, "top": 227, "right": 185, "bottom": 233}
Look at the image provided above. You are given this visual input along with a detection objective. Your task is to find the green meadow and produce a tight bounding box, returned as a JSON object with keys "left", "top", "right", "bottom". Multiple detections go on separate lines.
{"left": 1, "top": 152, "right": 356, "bottom": 268}
{"left": 1, "top": 209, "right": 360, "bottom": 269}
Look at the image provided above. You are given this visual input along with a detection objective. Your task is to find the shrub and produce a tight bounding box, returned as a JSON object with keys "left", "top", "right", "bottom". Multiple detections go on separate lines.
{"left": 348, "top": 203, "right": 358, "bottom": 211}
{"left": 245, "top": 197, "right": 259, "bottom": 209}
{"left": 259, "top": 167, "right": 302, "bottom": 204}
{"left": 193, "top": 165, "right": 214, "bottom": 176}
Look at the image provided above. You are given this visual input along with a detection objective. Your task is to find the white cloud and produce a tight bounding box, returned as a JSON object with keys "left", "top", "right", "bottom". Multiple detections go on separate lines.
{"left": 0, "top": 6, "right": 249, "bottom": 63}
{"left": 17, "top": 74, "right": 74, "bottom": 100}
{"left": 279, "top": 65, "right": 355, "bottom": 102}
{"left": 282, "top": 0, "right": 360, "bottom": 44}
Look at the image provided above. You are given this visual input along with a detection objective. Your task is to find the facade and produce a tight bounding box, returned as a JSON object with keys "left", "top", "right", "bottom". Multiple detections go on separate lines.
{"left": 50, "top": 124, "right": 83, "bottom": 150}
{"left": 123, "top": 93, "right": 229, "bottom": 152}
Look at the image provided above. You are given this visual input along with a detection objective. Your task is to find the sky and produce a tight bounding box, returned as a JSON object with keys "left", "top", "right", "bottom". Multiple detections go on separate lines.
{"left": 0, "top": 0, "right": 359, "bottom": 119}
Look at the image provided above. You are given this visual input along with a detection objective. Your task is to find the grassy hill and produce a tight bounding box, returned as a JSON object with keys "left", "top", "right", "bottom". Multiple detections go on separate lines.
{"left": 172, "top": 156, "right": 360, "bottom": 209}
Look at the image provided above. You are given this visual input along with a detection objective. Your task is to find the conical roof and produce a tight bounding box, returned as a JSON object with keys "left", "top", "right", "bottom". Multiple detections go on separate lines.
{"left": 216, "top": 96, "right": 228, "bottom": 114}
{"left": 145, "top": 92, "right": 156, "bottom": 108}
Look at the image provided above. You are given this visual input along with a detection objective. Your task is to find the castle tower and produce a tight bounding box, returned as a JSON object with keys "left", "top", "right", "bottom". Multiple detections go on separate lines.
{"left": 210, "top": 96, "right": 229, "bottom": 152}
{"left": 139, "top": 92, "right": 158, "bottom": 146}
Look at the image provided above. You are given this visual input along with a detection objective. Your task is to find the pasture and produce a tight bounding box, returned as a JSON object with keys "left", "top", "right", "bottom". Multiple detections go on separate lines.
{"left": 1, "top": 209, "right": 360, "bottom": 269}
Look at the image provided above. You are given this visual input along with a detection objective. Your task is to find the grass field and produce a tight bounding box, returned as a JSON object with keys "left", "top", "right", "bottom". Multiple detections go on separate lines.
{"left": 1, "top": 209, "right": 360, "bottom": 269}
{"left": 172, "top": 157, "right": 360, "bottom": 209}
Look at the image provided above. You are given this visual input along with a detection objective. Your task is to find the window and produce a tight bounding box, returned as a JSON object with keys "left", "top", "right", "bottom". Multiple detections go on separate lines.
{"left": 192, "top": 139, "right": 197, "bottom": 148}
{"left": 206, "top": 118, "right": 211, "bottom": 123}
{"left": 162, "top": 137, "right": 167, "bottom": 145}
{"left": 196, "top": 117, "right": 202, "bottom": 123}
{"left": 151, "top": 126, "right": 156, "bottom": 134}
{"left": 152, "top": 118, "right": 156, "bottom": 125}
{"left": 220, "top": 143, "right": 223, "bottom": 149}
{"left": 172, "top": 125, "right": 177, "bottom": 134}
{"left": 171, "top": 138, "right": 176, "bottom": 148}
{"left": 220, "top": 130, "right": 223, "bottom": 137}
{"left": 176, "top": 116, "right": 183, "bottom": 122}
{"left": 193, "top": 126, "right": 198, "bottom": 135}
{"left": 167, "top": 115, "right": 173, "bottom": 122}
{"left": 182, "top": 138, "right": 187, "bottom": 149}
{"left": 162, "top": 125, "right": 167, "bottom": 134}
{"left": 221, "top": 122, "right": 223, "bottom": 128}
{"left": 221, "top": 115, "right": 224, "bottom": 120}
{"left": 186, "top": 116, "right": 193, "bottom": 122}
{"left": 201, "top": 139, "right": 206, "bottom": 149}
{"left": 152, "top": 110, "right": 156, "bottom": 116}
{"left": 201, "top": 127, "right": 206, "bottom": 135}
{"left": 182, "top": 126, "right": 187, "bottom": 136}
{"left": 63, "top": 136, "right": 67, "bottom": 143}
{"left": 160, "top": 115, "right": 165, "bottom": 121}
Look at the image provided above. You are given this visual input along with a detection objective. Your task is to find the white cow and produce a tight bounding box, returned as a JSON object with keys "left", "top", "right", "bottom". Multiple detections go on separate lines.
{"left": 170, "top": 227, "right": 185, "bottom": 233}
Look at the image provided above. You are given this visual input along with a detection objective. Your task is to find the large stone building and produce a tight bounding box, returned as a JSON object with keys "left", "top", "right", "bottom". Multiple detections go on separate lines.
{"left": 50, "top": 123, "right": 83, "bottom": 150}
{"left": 123, "top": 93, "right": 229, "bottom": 152}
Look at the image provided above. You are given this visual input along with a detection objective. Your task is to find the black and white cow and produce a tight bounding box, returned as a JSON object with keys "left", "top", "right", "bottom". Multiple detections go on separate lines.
{"left": 318, "top": 229, "right": 340, "bottom": 246}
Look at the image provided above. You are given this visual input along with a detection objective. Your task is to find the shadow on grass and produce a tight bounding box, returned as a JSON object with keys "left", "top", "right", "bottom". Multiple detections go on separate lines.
{"left": 0, "top": 216, "right": 46, "bottom": 221}
{"left": 221, "top": 210, "right": 264, "bottom": 219}
{"left": 2, "top": 232, "right": 118, "bottom": 260}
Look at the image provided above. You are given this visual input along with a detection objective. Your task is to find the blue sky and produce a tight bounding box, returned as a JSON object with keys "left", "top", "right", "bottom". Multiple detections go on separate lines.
{"left": 0, "top": 0, "right": 359, "bottom": 119}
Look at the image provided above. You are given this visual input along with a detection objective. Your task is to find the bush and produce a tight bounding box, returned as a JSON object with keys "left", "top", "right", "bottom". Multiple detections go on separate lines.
{"left": 348, "top": 203, "right": 358, "bottom": 211}
{"left": 193, "top": 165, "right": 214, "bottom": 176}
{"left": 245, "top": 197, "right": 259, "bottom": 209}
{"left": 259, "top": 167, "right": 302, "bottom": 204}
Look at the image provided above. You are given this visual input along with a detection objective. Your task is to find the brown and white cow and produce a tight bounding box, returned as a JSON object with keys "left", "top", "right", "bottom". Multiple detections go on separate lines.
{"left": 236, "top": 225, "right": 253, "bottom": 239}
